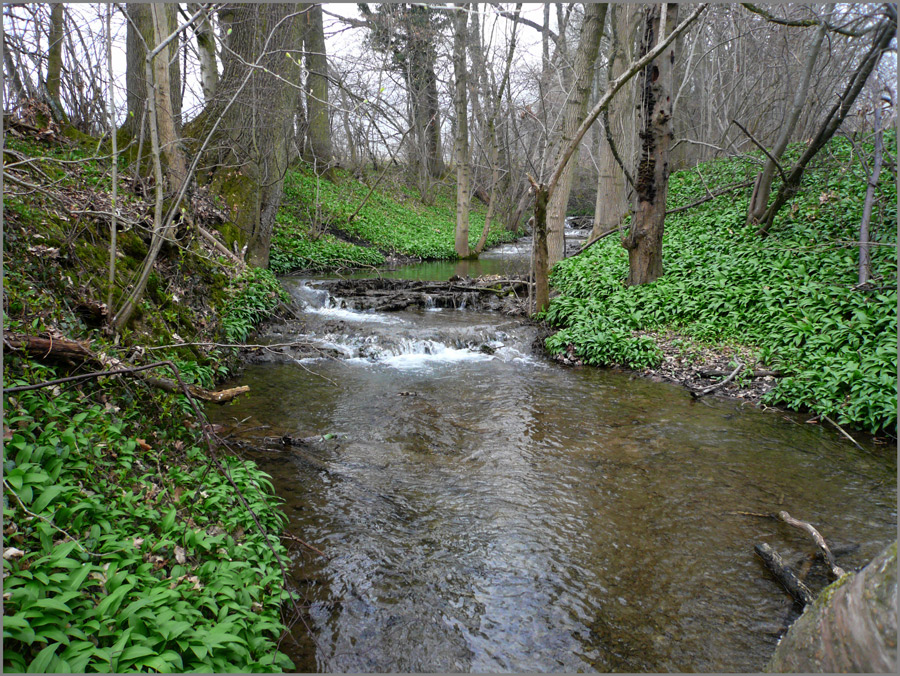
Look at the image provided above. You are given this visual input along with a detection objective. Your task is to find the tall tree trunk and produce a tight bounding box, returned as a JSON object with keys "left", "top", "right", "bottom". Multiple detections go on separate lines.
{"left": 45, "top": 3, "right": 65, "bottom": 120}
{"left": 149, "top": 3, "right": 187, "bottom": 198}
{"left": 591, "top": 3, "right": 635, "bottom": 239}
{"left": 546, "top": 3, "right": 608, "bottom": 266}
{"left": 123, "top": 3, "right": 181, "bottom": 139}
{"left": 190, "top": 3, "right": 217, "bottom": 103}
{"left": 304, "top": 3, "right": 333, "bottom": 174}
{"left": 858, "top": 100, "right": 883, "bottom": 286}
{"left": 746, "top": 23, "right": 825, "bottom": 225}
{"left": 185, "top": 3, "right": 303, "bottom": 268}
{"left": 531, "top": 181, "right": 550, "bottom": 313}
{"left": 453, "top": 3, "right": 471, "bottom": 258}
{"left": 622, "top": 3, "right": 678, "bottom": 286}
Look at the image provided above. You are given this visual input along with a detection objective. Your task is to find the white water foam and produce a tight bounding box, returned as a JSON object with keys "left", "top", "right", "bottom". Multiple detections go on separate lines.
{"left": 307, "top": 305, "right": 403, "bottom": 324}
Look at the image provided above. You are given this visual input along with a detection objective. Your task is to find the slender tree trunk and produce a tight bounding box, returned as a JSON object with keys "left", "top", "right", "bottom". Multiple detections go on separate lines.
{"left": 45, "top": 3, "right": 65, "bottom": 120}
{"left": 304, "top": 3, "right": 333, "bottom": 174}
{"left": 148, "top": 3, "right": 187, "bottom": 200}
{"left": 106, "top": 4, "right": 118, "bottom": 314}
{"left": 546, "top": 3, "right": 608, "bottom": 266}
{"left": 453, "top": 3, "right": 471, "bottom": 258}
{"left": 858, "top": 101, "right": 883, "bottom": 285}
{"left": 622, "top": 3, "right": 678, "bottom": 286}
{"left": 746, "top": 23, "right": 825, "bottom": 225}
{"left": 591, "top": 3, "right": 633, "bottom": 239}
{"left": 191, "top": 3, "right": 217, "bottom": 103}
{"left": 531, "top": 181, "right": 550, "bottom": 313}
{"left": 758, "top": 16, "right": 896, "bottom": 235}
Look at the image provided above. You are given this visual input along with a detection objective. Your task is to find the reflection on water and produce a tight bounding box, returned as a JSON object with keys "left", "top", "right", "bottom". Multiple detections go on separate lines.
{"left": 208, "top": 261, "right": 896, "bottom": 673}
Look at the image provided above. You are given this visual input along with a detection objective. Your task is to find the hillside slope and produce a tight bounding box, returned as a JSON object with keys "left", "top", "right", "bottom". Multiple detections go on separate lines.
{"left": 545, "top": 133, "right": 897, "bottom": 436}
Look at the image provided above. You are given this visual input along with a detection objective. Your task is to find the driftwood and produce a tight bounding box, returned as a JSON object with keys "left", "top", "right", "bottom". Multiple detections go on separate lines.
{"left": 690, "top": 360, "right": 743, "bottom": 398}
{"left": 755, "top": 542, "right": 816, "bottom": 606}
{"left": 778, "top": 510, "right": 847, "bottom": 579}
{"left": 699, "top": 368, "right": 780, "bottom": 378}
{"left": 4, "top": 333, "right": 249, "bottom": 404}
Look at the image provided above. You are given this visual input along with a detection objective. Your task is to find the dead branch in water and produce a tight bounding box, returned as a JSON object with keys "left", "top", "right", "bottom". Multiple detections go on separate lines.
{"left": 755, "top": 542, "right": 816, "bottom": 606}
{"left": 778, "top": 510, "right": 847, "bottom": 579}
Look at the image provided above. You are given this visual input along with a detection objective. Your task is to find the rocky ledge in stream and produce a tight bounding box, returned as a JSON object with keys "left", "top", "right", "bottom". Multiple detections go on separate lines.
{"left": 317, "top": 275, "right": 532, "bottom": 314}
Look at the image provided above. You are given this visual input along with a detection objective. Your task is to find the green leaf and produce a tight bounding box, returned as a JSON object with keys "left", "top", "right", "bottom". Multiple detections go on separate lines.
{"left": 27, "top": 642, "right": 61, "bottom": 673}
{"left": 160, "top": 507, "right": 176, "bottom": 533}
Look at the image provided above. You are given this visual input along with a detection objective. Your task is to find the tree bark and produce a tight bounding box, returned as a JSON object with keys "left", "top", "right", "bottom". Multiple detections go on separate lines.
{"left": 858, "top": 100, "right": 883, "bottom": 286}
{"left": 45, "top": 3, "right": 65, "bottom": 120}
{"left": 546, "top": 3, "right": 608, "bottom": 267}
{"left": 591, "top": 3, "right": 636, "bottom": 239}
{"left": 767, "top": 541, "right": 897, "bottom": 673}
{"left": 123, "top": 3, "right": 181, "bottom": 139}
{"left": 304, "top": 3, "right": 333, "bottom": 174}
{"left": 530, "top": 179, "right": 550, "bottom": 313}
{"left": 186, "top": 3, "right": 305, "bottom": 268}
{"left": 452, "top": 3, "right": 471, "bottom": 258}
{"left": 622, "top": 3, "right": 678, "bottom": 286}
{"left": 190, "top": 3, "right": 218, "bottom": 103}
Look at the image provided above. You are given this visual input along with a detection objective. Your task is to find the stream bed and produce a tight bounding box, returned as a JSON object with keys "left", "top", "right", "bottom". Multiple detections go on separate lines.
{"left": 207, "top": 230, "right": 896, "bottom": 672}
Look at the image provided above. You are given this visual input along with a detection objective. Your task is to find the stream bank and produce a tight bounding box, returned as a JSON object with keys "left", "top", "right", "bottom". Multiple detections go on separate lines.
{"left": 209, "top": 251, "right": 897, "bottom": 672}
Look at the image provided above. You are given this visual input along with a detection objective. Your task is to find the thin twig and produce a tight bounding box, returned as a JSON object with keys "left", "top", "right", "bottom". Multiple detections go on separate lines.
{"left": 731, "top": 119, "right": 788, "bottom": 184}
{"left": 821, "top": 414, "right": 865, "bottom": 451}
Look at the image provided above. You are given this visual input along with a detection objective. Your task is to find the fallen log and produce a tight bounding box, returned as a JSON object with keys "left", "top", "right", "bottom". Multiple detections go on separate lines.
{"left": 755, "top": 542, "right": 816, "bottom": 606}
{"left": 4, "top": 333, "right": 249, "bottom": 404}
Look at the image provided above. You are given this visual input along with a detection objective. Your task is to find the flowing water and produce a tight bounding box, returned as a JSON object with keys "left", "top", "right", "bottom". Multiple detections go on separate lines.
{"left": 207, "top": 227, "right": 896, "bottom": 672}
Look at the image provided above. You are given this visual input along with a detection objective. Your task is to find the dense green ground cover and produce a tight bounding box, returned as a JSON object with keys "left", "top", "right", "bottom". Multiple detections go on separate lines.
{"left": 4, "top": 129, "right": 295, "bottom": 671}
{"left": 271, "top": 166, "right": 520, "bottom": 273}
{"left": 545, "top": 134, "right": 897, "bottom": 435}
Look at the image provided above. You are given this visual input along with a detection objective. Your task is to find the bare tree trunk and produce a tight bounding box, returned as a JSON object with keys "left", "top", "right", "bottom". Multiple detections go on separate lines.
{"left": 123, "top": 3, "right": 181, "bottom": 139}
{"left": 45, "top": 3, "right": 65, "bottom": 120}
{"left": 746, "top": 23, "right": 825, "bottom": 225}
{"left": 106, "top": 4, "right": 118, "bottom": 314}
{"left": 148, "top": 3, "right": 187, "bottom": 198}
{"left": 858, "top": 100, "right": 883, "bottom": 286}
{"left": 453, "top": 3, "right": 471, "bottom": 258}
{"left": 190, "top": 3, "right": 217, "bottom": 103}
{"left": 304, "top": 3, "right": 333, "bottom": 174}
{"left": 622, "top": 4, "right": 678, "bottom": 286}
{"left": 531, "top": 180, "right": 550, "bottom": 313}
{"left": 592, "top": 3, "right": 633, "bottom": 239}
{"left": 546, "top": 3, "right": 608, "bottom": 267}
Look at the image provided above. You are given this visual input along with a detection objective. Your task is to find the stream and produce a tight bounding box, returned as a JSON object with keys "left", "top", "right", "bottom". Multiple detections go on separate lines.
{"left": 207, "top": 224, "right": 897, "bottom": 672}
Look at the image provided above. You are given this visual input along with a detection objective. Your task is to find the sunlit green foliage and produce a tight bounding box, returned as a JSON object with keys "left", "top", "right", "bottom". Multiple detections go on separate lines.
{"left": 221, "top": 268, "right": 289, "bottom": 343}
{"left": 546, "top": 133, "right": 897, "bottom": 435}
{"left": 271, "top": 166, "right": 519, "bottom": 271}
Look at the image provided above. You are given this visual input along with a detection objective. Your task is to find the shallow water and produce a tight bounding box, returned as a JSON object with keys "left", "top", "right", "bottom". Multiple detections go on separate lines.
{"left": 208, "top": 246, "right": 896, "bottom": 672}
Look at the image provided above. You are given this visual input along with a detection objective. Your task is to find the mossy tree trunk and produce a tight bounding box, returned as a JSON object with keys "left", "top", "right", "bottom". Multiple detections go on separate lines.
{"left": 767, "top": 541, "right": 897, "bottom": 672}
{"left": 45, "top": 3, "right": 66, "bottom": 122}
{"left": 622, "top": 3, "right": 678, "bottom": 286}
{"left": 185, "top": 3, "right": 304, "bottom": 268}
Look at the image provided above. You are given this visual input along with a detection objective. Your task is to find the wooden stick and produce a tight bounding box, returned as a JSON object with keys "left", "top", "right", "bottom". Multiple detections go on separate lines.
{"left": 690, "top": 361, "right": 743, "bottom": 398}
{"left": 755, "top": 542, "right": 815, "bottom": 606}
{"left": 700, "top": 368, "right": 781, "bottom": 378}
{"left": 821, "top": 414, "right": 865, "bottom": 451}
{"left": 778, "top": 510, "right": 847, "bottom": 578}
